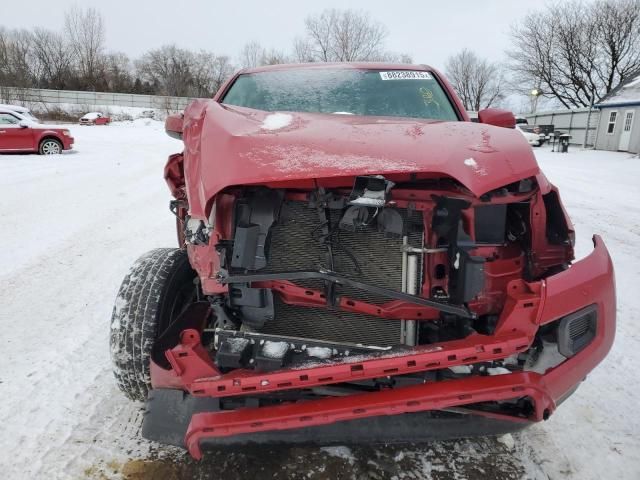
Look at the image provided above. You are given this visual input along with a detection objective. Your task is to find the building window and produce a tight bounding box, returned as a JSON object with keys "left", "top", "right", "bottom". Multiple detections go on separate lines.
{"left": 607, "top": 111, "right": 617, "bottom": 134}
{"left": 624, "top": 111, "right": 633, "bottom": 132}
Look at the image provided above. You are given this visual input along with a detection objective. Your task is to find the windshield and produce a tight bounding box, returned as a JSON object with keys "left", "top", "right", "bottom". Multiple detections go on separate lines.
{"left": 222, "top": 69, "right": 459, "bottom": 121}
{"left": 22, "top": 111, "right": 39, "bottom": 122}
{"left": 518, "top": 125, "right": 536, "bottom": 133}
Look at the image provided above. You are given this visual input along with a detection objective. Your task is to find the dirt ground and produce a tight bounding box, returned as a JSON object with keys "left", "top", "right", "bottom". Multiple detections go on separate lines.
{"left": 87, "top": 438, "right": 527, "bottom": 480}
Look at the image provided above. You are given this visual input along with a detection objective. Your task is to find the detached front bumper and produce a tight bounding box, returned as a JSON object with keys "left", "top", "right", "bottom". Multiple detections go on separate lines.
{"left": 145, "top": 236, "right": 615, "bottom": 459}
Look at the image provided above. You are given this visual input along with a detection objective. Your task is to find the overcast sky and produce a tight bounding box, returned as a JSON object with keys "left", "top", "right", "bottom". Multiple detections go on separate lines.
{"left": 2, "top": 0, "right": 579, "bottom": 71}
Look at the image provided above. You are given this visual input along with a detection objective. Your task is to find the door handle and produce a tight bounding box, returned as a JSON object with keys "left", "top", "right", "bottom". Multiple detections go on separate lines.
{"left": 0, "top": 130, "right": 6, "bottom": 134}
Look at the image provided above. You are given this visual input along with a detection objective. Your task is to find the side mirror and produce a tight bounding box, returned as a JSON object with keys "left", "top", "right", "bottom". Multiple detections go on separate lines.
{"left": 478, "top": 108, "right": 516, "bottom": 129}
{"left": 18, "top": 120, "right": 30, "bottom": 128}
{"left": 165, "top": 113, "right": 184, "bottom": 140}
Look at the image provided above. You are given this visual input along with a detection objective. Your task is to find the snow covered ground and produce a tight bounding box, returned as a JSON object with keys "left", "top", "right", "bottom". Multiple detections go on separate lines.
{"left": 0, "top": 123, "right": 638, "bottom": 479}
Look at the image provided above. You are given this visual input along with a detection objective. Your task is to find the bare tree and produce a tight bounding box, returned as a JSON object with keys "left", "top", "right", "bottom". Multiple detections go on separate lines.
{"left": 64, "top": 6, "right": 105, "bottom": 89}
{"left": 301, "top": 9, "right": 409, "bottom": 62}
{"left": 191, "top": 51, "right": 218, "bottom": 96}
{"left": 375, "top": 52, "right": 413, "bottom": 64}
{"left": 445, "top": 49, "right": 504, "bottom": 111}
{"left": 137, "top": 45, "right": 233, "bottom": 97}
{"left": 239, "top": 41, "right": 264, "bottom": 69}
{"left": 191, "top": 51, "right": 234, "bottom": 96}
{"left": 1, "top": 5, "right": 419, "bottom": 98}
{"left": 210, "top": 55, "right": 234, "bottom": 92}
{"left": 101, "top": 52, "right": 133, "bottom": 92}
{"left": 136, "top": 45, "right": 195, "bottom": 97}
{"left": 330, "top": 9, "right": 387, "bottom": 61}
{"left": 0, "top": 28, "right": 34, "bottom": 88}
{"left": 304, "top": 11, "right": 334, "bottom": 61}
{"left": 508, "top": 0, "right": 640, "bottom": 108}
{"left": 30, "top": 28, "right": 72, "bottom": 89}
{"left": 239, "top": 41, "right": 289, "bottom": 68}
{"left": 594, "top": 0, "right": 640, "bottom": 91}
{"left": 292, "top": 37, "right": 315, "bottom": 63}
{"left": 260, "top": 48, "right": 289, "bottom": 66}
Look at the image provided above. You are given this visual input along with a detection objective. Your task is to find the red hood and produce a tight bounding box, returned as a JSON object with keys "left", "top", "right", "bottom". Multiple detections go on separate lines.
{"left": 182, "top": 100, "right": 540, "bottom": 218}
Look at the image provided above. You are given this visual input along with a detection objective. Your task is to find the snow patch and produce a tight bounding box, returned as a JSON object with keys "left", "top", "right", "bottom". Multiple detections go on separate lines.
{"left": 261, "top": 340, "right": 289, "bottom": 359}
{"left": 463, "top": 157, "right": 489, "bottom": 176}
{"left": 321, "top": 446, "right": 355, "bottom": 465}
{"left": 306, "top": 346, "right": 334, "bottom": 359}
{"left": 261, "top": 113, "right": 293, "bottom": 131}
{"left": 463, "top": 157, "right": 478, "bottom": 167}
{"left": 497, "top": 433, "right": 516, "bottom": 451}
{"left": 81, "top": 112, "right": 103, "bottom": 120}
{"left": 449, "top": 365, "right": 472, "bottom": 374}
{"left": 486, "top": 367, "right": 511, "bottom": 376}
{"left": 1, "top": 126, "right": 638, "bottom": 480}
{"left": 226, "top": 337, "right": 250, "bottom": 354}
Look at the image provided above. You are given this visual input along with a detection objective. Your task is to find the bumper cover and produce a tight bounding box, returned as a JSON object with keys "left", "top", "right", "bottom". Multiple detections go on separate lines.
{"left": 146, "top": 236, "right": 615, "bottom": 459}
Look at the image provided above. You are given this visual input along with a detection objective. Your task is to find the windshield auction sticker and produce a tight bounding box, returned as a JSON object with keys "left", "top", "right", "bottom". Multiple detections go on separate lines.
{"left": 379, "top": 71, "right": 433, "bottom": 80}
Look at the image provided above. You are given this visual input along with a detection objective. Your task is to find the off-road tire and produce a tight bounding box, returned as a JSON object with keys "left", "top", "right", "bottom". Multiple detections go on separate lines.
{"left": 110, "top": 248, "right": 196, "bottom": 401}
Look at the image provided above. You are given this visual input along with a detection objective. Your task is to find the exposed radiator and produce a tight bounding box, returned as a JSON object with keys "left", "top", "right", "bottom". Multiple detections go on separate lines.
{"left": 258, "top": 200, "right": 423, "bottom": 347}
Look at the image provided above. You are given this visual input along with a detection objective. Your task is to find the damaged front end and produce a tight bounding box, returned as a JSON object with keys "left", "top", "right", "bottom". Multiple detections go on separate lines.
{"left": 149, "top": 155, "right": 615, "bottom": 458}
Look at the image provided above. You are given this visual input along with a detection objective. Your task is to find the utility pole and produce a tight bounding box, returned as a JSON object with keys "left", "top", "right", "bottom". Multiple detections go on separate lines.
{"left": 583, "top": 94, "right": 595, "bottom": 149}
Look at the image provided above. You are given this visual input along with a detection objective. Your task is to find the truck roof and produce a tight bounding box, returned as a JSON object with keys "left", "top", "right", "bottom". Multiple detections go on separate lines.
{"left": 241, "top": 62, "right": 435, "bottom": 75}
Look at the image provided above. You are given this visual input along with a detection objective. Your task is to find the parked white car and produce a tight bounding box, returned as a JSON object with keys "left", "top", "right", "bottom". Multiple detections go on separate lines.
{"left": 516, "top": 124, "right": 543, "bottom": 146}
{"left": 0, "top": 104, "right": 40, "bottom": 122}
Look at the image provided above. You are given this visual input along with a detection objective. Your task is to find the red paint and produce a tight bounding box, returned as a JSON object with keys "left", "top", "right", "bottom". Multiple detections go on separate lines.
{"left": 186, "top": 331, "right": 531, "bottom": 398}
{"left": 78, "top": 113, "right": 111, "bottom": 125}
{"left": 180, "top": 101, "right": 539, "bottom": 220}
{"left": 478, "top": 108, "right": 517, "bottom": 129}
{"left": 0, "top": 108, "right": 74, "bottom": 153}
{"left": 151, "top": 235, "right": 614, "bottom": 457}
{"left": 177, "top": 64, "right": 534, "bottom": 220}
{"left": 185, "top": 372, "right": 555, "bottom": 459}
{"left": 150, "top": 63, "right": 615, "bottom": 457}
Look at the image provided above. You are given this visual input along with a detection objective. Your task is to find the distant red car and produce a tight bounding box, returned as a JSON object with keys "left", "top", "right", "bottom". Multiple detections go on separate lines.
{"left": 79, "top": 112, "right": 111, "bottom": 125}
{"left": 0, "top": 107, "right": 74, "bottom": 154}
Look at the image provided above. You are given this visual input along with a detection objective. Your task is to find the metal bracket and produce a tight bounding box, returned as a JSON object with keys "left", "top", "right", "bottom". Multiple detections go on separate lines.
{"left": 218, "top": 269, "right": 476, "bottom": 319}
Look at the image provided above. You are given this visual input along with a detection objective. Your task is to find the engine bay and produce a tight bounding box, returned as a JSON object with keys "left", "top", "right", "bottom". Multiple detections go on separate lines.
{"left": 170, "top": 174, "right": 574, "bottom": 375}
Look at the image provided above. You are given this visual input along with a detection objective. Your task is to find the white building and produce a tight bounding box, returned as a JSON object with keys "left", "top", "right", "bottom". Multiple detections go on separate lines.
{"left": 594, "top": 71, "right": 640, "bottom": 154}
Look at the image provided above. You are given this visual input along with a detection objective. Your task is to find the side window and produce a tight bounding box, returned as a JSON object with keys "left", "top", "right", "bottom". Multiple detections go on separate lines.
{"left": 0, "top": 113, "right": 20, "bottom": 125}
{"left": 606, "top": 111, "right": 617, "bottom": 134}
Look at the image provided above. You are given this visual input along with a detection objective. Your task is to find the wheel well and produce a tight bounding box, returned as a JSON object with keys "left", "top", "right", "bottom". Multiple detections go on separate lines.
{"left": 39, "top": 135, "right": 62, "bottom": 147}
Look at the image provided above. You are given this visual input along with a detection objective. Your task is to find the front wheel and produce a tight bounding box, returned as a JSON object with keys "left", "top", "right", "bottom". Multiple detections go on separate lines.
{"left": 39, "top": 138, "right": 62, "bottom": 155}
{"left": 110, "top": 248, "right": 198, "bottom": 401}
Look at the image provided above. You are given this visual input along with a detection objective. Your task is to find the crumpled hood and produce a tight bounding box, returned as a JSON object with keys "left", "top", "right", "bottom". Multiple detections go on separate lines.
{"left": 182, "top": 100, "right": 540, "bottom": 218}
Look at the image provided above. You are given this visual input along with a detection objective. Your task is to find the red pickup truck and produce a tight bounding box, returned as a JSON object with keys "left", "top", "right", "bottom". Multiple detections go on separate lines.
{"left": 110, "top": 63, "right": 615, "bottom": 459}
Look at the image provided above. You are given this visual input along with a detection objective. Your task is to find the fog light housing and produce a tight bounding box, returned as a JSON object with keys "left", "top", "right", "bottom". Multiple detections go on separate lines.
{"left": 557, "top": 305, "right": 597, "bottom": 358}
